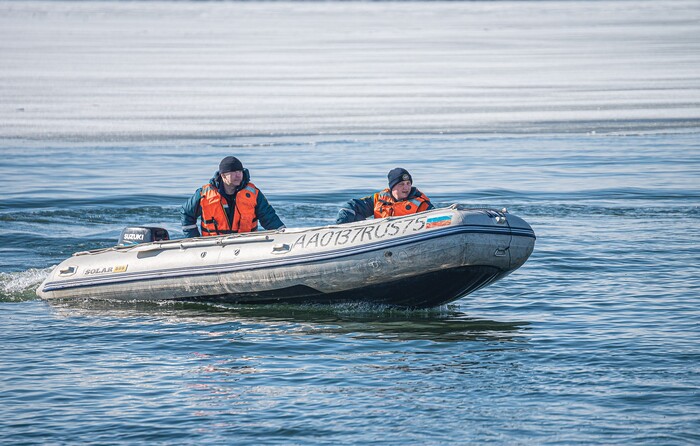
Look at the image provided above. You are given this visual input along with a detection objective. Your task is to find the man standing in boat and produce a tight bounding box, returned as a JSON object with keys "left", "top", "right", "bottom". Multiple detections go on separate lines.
{"left": 336, "top": 167, "right": 434, "bottom": 224}
{"left": 181, "top": 156, "right": 285, "bottom": 237}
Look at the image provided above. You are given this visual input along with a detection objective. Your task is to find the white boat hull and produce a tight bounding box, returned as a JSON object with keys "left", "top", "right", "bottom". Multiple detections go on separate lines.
{"left": 37, "top": 206, "right": 536, "bottom": 308}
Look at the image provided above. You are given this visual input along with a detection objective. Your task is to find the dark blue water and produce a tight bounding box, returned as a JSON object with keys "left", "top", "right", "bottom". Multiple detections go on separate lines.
{"left": 2, "top": 133, "right": 699, "bottom": 444}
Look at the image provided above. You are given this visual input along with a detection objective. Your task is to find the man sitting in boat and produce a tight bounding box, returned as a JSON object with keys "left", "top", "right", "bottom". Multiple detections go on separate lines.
{"left": 181, "top": 156, "right": 286, "bottom": 237}
{"left": 336, "top": 167, "right": 434, "bottom": 224}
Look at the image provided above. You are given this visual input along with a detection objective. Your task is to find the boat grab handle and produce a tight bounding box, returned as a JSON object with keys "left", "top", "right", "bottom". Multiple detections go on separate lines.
{"left": 272, "top": 243, "right": 291, "bottom": 254}
{"left": 124, "top": 235, "right": 273, "bottom": 252}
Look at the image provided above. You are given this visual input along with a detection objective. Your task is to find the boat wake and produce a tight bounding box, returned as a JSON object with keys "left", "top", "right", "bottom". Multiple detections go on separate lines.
{"left": 0, "top": 268, "right": 52, "bottom": 302}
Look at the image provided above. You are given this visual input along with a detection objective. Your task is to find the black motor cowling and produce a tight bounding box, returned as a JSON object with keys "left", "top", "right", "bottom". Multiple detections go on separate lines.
{"left": 118, "top": 226, "right": 170, "bottom": 246}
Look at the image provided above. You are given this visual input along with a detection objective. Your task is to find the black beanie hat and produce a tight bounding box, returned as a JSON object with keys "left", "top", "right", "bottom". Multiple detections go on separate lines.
{"left": 388, "top": 167, "right": 412, "bottom": 190}
{"left": 219, "top": 156, "right": 243, "bottom": 173}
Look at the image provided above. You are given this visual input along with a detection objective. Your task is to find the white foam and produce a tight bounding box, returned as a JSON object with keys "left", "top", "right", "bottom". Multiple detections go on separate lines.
{"left": 0, "top": 267, "right": 52, "bottom": 301}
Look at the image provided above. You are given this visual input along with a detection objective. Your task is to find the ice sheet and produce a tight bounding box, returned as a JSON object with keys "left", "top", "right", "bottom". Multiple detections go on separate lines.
{"left": 1, "top": 1, "right": 699, "bottom": 141}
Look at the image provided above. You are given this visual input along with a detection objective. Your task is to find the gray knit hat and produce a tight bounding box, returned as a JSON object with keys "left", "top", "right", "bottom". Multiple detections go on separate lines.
{"left": 388, "top": 167, "right": 412, "bottom": 189}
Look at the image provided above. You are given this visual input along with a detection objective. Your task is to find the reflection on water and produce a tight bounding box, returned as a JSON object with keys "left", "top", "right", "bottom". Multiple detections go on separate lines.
{"left": 45, "top": 298, "right": 528, "bottom": 343}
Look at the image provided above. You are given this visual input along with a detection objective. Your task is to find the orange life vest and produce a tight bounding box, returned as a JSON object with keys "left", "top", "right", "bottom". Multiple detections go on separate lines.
{"left": 373, "top": 188, "right": 431, "bottom": 218}
{"left": 199, "top": 182, "right": 259, "bottom": 236}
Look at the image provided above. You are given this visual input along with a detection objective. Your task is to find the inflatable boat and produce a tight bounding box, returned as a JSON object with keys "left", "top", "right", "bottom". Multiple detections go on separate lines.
{"left": 36, "top": 205, "right": 535, "bottom": 308}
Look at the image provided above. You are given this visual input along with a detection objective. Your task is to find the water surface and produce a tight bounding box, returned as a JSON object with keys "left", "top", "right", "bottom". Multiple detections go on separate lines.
{"left": 1, "top": 1, "right": 699, "bottom": 444}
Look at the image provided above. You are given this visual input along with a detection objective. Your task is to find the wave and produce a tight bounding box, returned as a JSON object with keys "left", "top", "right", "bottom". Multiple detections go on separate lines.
{"left": 0, "top": 268, "right": 51, "bottom": 302}
{"left": 430, "top": 187, "right": 700, "bottom": 202}
{"left": 3, "top": 186, "right": 699, "bottom": 213}
{"left": 1, "top": 189, "right": 698, "bottom": 231}
{"left": 0, "top": 195, "right": 184, "bottom": 212}
{"left": 0, "top": 206, "right": 179, "bottom": 225}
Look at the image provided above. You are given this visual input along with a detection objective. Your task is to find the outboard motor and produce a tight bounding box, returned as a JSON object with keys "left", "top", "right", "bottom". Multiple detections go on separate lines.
{"left": 118, "top": 226, "right": 170, "bottom": 246}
